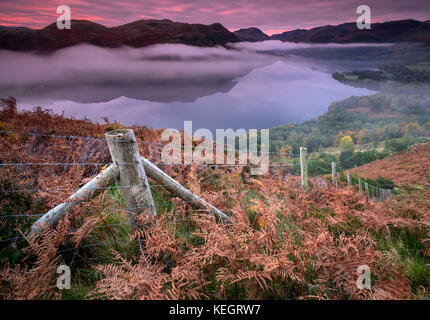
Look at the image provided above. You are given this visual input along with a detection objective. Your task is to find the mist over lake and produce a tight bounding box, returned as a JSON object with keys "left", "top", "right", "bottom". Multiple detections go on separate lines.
{"left": 0, "top": 41, "right": 386, "bottom": 131}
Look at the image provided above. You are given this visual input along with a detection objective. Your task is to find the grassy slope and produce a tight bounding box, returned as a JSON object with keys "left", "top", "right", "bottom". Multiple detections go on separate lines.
{"left": 349, "top": 142, "right": 430, "bottom": 186}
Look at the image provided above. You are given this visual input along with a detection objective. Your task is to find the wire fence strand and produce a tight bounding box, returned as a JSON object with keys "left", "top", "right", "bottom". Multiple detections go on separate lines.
{"left": 0, "top": 129, "right": 420, "bottom": 250}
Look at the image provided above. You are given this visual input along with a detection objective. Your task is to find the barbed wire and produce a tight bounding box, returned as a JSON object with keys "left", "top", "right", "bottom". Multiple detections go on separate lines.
{"left": 0, "top": 204, "right": 228, "bottom": 244}
{"left": 0, "top": 200, "right": 176, "bottom": 221}
{"left": 0, "top": 183, "right": 184, "bottom": 194}
{"left": 309, "top": 163, "right": 332, "bottom": 174}
{"left": 0, "top": 157, "right": 392, "bottom": 202}
{"left": 0, "top": 130, "right": 131, "bottom": 143}
{"left": 0, "top": 162, "right": 112, "bottom": 167}
{"left": 0, "top": 196, "right": 220, "bottom": 243}
{"left": 0, "top": 213, "right": 45, "bottom": 218}
{"left": 0, "top": 129, "right": 300, "bottom": 157}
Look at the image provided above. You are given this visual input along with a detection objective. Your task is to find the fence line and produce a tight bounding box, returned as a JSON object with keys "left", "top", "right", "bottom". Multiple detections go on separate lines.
{"left": 0, "top": 206, "right": 234, "bottom": 246}
{"left": 0, "top": 159, "right": 393, "bottom": 200}
{"left": 0, "top": 128, "right": 403, "bottom": 247}
{"left": 0, "top": 201, "right": 187, "bottom": 243}
{"left": 0, "top": 130, "right": 299, "bottom": 157}
{"left": 0, "top": 160, "right": 392, "bottom": 199}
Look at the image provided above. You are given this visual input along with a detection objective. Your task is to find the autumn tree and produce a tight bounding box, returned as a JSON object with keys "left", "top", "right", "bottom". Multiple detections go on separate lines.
{"left": 340, "top": 135, "right": 354, "bottom": 152}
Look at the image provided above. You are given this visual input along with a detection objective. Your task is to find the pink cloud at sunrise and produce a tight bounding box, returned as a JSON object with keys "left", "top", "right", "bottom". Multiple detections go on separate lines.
{"left": 1, "top": 0, "right": 429, "bottom": 34}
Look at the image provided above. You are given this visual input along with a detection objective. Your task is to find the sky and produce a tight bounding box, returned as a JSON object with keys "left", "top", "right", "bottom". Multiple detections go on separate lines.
{"left": 1, "top": 0, "right": 430, "bottom": 35}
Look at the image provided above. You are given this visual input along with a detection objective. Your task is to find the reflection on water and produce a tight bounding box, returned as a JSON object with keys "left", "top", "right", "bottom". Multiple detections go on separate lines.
{"left": 0, "top": 43, "right": 381, "bottom": 131}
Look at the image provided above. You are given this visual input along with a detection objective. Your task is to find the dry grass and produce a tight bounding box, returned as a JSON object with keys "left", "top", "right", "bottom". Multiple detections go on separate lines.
{"left": 349, "top": 142, "right": 430, "bottom": 186}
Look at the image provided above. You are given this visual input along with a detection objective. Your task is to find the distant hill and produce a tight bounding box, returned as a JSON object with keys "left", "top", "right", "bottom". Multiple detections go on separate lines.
{"left": 233, "top": 27, "right": 270, "bottom": 42}
{"left": 269, "top": 93, "right": 430, "bottom": 155}
{"left": 349, "top": 142, "right": 430, "bottom": 186}
{"left": 0, "top": 19, "right": 240, "bottom": 51}
{"left": 270, "top": 19, "right": 430, "bottom": 43}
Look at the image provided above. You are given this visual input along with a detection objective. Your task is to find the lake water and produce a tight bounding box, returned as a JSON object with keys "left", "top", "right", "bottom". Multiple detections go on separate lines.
{"left": 0, "top": 41, "right": 387, "bottom": 132}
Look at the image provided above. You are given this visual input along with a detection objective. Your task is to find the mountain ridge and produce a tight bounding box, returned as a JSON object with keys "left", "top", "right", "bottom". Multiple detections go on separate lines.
{"left": 233, "top": 27, "right": 270, "bottom": 42}
{"left": 0, "top": 19, "right": 240, "bottom": 51}
{"left": 270, "top": 19, "right": 430, "bottom": 43}
{"left": 1, "top": 18, "right": 430, "bottom": 51}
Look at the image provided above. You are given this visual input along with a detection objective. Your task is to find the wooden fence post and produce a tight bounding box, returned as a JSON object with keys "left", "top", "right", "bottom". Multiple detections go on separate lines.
{"left": 105, "top": 129, "right": 156, "bottom": 227}
{"left": 358, "top": 178, "right": 362, "bottom": 195}
{"left": 347, "top": 172, "right": 351, "bottom": 188}
{"left": 300, "top": 147, "right": 308, "bottom": 192}
{"left": 365, "top": 182, "right": 369, "bottom": 198}
{"left": 331, "top": 162, "right": 337, "bottom": 188}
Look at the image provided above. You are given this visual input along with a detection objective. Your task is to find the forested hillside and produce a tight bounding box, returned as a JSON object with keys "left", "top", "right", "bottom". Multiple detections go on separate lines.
{"left": 270, "top": 94, "right": 430, "bottom": 154}
{"left": 270, "top": 93, "right": 430, "bottom": 175}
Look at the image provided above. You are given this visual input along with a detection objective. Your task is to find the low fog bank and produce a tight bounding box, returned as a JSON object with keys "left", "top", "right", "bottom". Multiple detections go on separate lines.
{"left": 0, "top": 41, "right": 394, "bottom": 89}
{"left": 230, "top": 40, "right": 394, "bottom": 52}
{"left": 0, "top": 43, "right": 280, "bottom": 103}
{"left": 230, "top": 40, "right": 396, "bottom": 63}
{"left": 0, "top": 43, "right": 274, "bottom": 86}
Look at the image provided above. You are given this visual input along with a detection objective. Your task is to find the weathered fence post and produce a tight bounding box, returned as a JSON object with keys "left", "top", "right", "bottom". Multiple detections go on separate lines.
{"left": 300, "top": 147, "right": 308, "bottom": 192}
{"left": 365, "top": 182, "right": 369, "bottom": 198}
{"left": 347, "top": 172, "right": 351, "bottom": 188}
{"left": 331, "top": 162, "right": 337, "bottom": 188}
{"left": 105, "top": 129, "right": 156, "bottom": 227}
{"left": 358, "top": 178, "right": 362, "bottom": 195}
